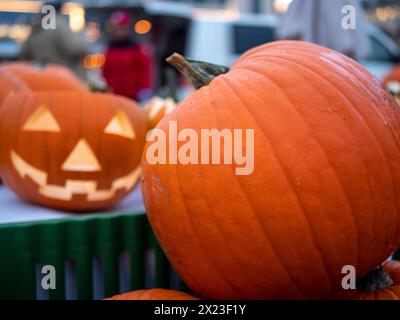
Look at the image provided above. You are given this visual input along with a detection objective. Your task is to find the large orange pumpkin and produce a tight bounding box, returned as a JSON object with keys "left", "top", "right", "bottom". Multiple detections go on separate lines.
{"left": 1, "top": 62, "right": 87, "bottom": 91}
{"left": 141, "top": 41, "right": 400, "bottom": 299}
{"left": 333, "top": 261, "right": 400, "bottom": 300}
{"left": 0, "top": 92, "right": 146, "bottom": 211}
{"left": 105, "top": 289, "right": 199, "bottom": 300}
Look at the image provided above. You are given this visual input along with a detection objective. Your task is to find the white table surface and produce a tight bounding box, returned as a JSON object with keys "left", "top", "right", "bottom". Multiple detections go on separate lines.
{"left": 0, "top": 183, "right": 146, "bottom": 225}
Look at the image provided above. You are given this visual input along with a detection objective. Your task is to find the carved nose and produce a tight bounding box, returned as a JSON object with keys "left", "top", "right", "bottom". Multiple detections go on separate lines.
{"left": 62, "top": 139, "right": 101, "bottom": 172}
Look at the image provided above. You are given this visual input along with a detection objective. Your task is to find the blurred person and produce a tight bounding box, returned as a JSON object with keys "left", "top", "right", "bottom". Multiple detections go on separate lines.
{"left": 278, "top": 0, "right": 369, "bottom": 60}
{"left": 20, "top": 0, "right": 90, "bottom": 80}
{"left": 102, "top": 11, "right": 153, "bottom": 101}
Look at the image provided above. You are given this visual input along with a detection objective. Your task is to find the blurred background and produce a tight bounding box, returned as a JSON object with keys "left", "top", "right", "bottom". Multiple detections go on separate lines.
{"left": 0, "top": 0, "right": 399, "bottom": 101}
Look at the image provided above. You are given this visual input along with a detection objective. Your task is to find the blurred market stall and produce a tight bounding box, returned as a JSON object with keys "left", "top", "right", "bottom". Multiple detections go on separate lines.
{"left": 0, "top": 0, "right": 398, "bottom": 90}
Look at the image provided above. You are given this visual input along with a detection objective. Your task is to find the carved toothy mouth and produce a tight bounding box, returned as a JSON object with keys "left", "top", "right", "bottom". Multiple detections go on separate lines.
{"left": 10, "top": 151, "right": 141, "bottom": 202}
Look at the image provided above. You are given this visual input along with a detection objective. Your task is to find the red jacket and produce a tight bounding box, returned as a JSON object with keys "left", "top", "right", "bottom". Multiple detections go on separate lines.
{"left": 102, "top": 41, "right": 152, "bottom": 100}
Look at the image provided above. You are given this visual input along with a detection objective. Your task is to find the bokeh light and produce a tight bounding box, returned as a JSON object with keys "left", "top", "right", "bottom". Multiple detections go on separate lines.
{"left": 83, "top": 53, "right": 105, "bottom": 69}
{"left": 273, "top": 0, "right": 293, "bottom": 14}
{"left": 134, "top": 19, "right": 152, "bottom": 35}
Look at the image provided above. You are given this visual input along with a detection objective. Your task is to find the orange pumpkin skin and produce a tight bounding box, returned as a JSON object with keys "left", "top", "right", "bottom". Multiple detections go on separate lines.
{"left": 105, "top": 289, "right": 199, "bottom": 300}
{"left": 0, "top": 69, "right": 29, "bottom": 103}
{"left": 144, "top": 96, "right": 177, "bottom": 130}
{"left": 1, "top": 62, "right": 87, "bottom": 91}
{"left": 383, "top": 66, "right": 400, "bottom": 87}
{"left": 0, "top": 70, "right": 29, "bottom": 182}
{"left": 141, "top": 41, "right": 400, "bottom": 299}
{"left": 333, "top": 261, "right": 400, "bottom": 300}
{"left": 0, "top": 92, "right": 146, "bottom": 211}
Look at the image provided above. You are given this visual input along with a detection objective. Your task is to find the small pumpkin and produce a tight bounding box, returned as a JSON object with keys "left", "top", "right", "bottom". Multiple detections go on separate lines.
{"left": 0, "top": 91, "right": 146, "bottom": 211}
{"left": 333, "top": 261, "right": 400, "bottom": 300}
{"left": 383, "top": 65, "right": 400, "bottom": 87}
{"left": 105, "top": 289, "right": 199, "bottom": 300}
{"left": 141, "top": 41, "right": 400, "bottom": 299}
{"left": 382, "top": 66, "right": 400, "bottom": 105}
{"left": 144, "top": 96, "right": 176, "bottom": 130}
{"left": 1, "top": 62, "right": 87, "bottom": 91}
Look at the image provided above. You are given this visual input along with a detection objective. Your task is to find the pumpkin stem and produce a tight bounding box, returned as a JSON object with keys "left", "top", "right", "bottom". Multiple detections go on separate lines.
{"left": 166, "top": 53, "right": 230, "bottom": 89}
{"left": 357, "top": 265, "right": 394, "bottom": 292}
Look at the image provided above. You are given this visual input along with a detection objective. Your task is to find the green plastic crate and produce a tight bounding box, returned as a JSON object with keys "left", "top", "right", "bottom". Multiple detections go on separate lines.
{"left": 2, "top": 209, "right": 398, "bottom": 300}
{"left": 0, "top": 210, "right": 186, "bottom": 300}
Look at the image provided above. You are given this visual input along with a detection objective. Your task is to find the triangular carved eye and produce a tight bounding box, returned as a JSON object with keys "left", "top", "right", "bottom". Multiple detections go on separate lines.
{"left": 104, "top": 111, "right": 135, "bottom": 139}
{"left": 23, "top": 106, "right": 61, "bottom": 132}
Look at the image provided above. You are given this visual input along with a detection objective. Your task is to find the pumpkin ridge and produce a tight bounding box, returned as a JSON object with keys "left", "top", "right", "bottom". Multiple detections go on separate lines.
{"left": 382, "top": 288, "right": 399, "bottom": 300}
{"left": 16, "top": 93, "right": 33, "bottom": 200}
{"left": 171, "top": 126, "right": 245, "bottom": 299}
{"left": 243, "top": 56, "right": 399, "bottom": 261}
{"left": 175, "top": 167, "right": 246, "bottom": 299}
{"left": 207, "top": 84, "right": 308, "bottom": 298}
{"left": 46, "top": 93, "right": 57, "bottom": 186}
{"left": 202, "top": 87, "right": 283, "bottom": 297}
{"left": 174, "top": 81, "right": 305, "bottom": 297}
{"left": 176, "top": 89, "right": 261, "bottom": 297}
{"left": 248, "top": 55, "right": 368, "bottom": 265}
{"left": 223, "top": 69, "right": 365, "bottom": 290}
{"left": 0, "top": 95, "right": 15, "bottom": 193}
{"left": 239, "top": 44, "right": 342, "bottom": 69}
{"left": 266, "top": 53, "right": 400, "bottom": 251}
{"left": 259, "top": 54, "right": 396, "bottom": 152}
{"left": 246, "top": 55, "right": 386, "bottom": 265}
{"left": 143, "top": 113, "right": 212, "bottom": 296}
{"left": 304, "top": 51, "right": 400, "bottom": 245}
{"left": 388, "top": 265, "right": 400, "bottom": 272}
{"left": 219, "top": 75, "right": 331, "bottom": 298}
{"left": 218, "top": 76, "right": 333, "bottom": 297}
{"left": 143, "top": 177, "right": 207, "bottom": 296}
{"left": 267, "top": 46, "right": 400, "bottom": 140}
{"left": 232, "top": 171, "right": 310, "bottom": 298}
{"left": 317, "top": 54, "right": 400, "bottom": 249}
{"left": 318, "top": 50, "right": 400, "bottom": 149}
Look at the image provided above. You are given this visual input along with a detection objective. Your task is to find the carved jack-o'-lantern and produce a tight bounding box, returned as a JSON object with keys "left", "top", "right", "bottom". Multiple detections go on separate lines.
{"left": 0, "top": 92, "right": 146, "bottom": 211}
